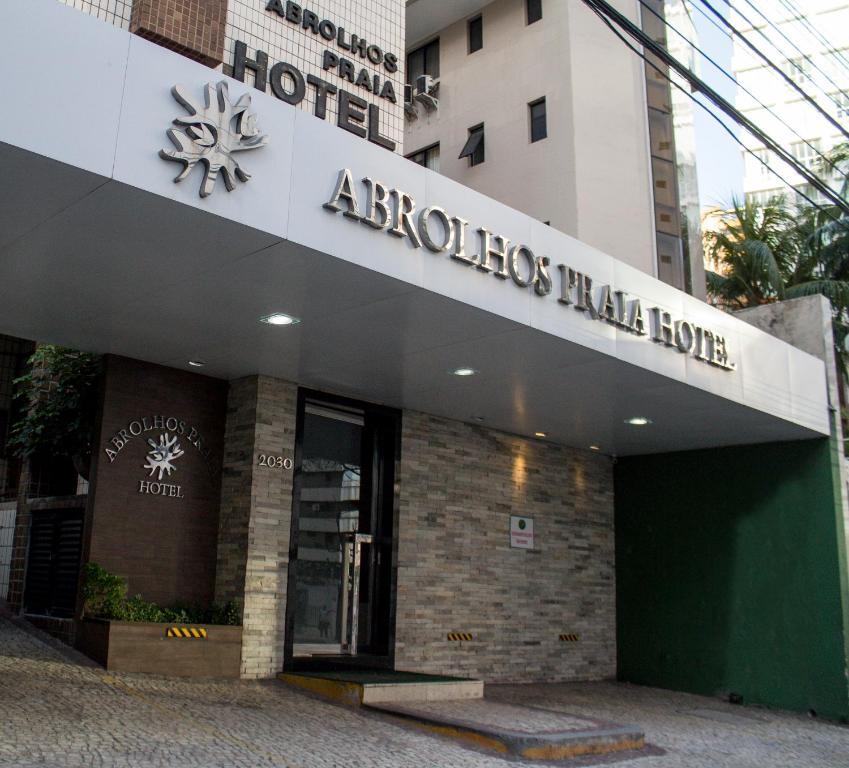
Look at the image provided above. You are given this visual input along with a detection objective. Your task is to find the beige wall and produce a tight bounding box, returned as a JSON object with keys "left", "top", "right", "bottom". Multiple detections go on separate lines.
{"left": 404, "top": 0, "right": 656, "bottom": 274}
{"left": 395, "top": 410, "right": 616, "bottom": 683}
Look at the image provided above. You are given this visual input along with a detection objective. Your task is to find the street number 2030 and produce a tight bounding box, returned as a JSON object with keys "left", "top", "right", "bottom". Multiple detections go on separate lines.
{"left": 258, "top": 454, "right": 294, "bottom": 469}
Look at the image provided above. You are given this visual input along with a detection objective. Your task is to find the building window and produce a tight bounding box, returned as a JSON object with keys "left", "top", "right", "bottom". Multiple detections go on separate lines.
{"left": 783, "top": 56, "right": 811, "bottom": 87}
{"left": 745, "top": 188, "right": 784, "bottom": 207}
{"left": 407, "top": 38, "right": 439, "bottom": 82}
{"left": 750, "top": 148, "right": 771, "bottom": 176}
{"left": 468, "top": 16, "right": 483, "bottom": 54}
{"left": 407, "top": 143, "right": 440, "bottom": 172}
{"left": 835, "top": 92, "right": 849, "bottom": 120}
{"left": 529, "top": 98, "right": 547, "bottom": 142}
{"left": 527, "top": 0, "right": 542, "bottom": 24}
{"left": 459, "top": 124, "right": 485, "bottom": 166}
{"left": 794, "top": 183, "right": 825, "bottom": 206}
{"left": 790, "top": 139, "right": 822, "bottom": 170}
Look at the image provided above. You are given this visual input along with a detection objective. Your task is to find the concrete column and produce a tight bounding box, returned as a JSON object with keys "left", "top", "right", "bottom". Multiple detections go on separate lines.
{"left": 215, "top": 375, "right": 298, "bottom": 678}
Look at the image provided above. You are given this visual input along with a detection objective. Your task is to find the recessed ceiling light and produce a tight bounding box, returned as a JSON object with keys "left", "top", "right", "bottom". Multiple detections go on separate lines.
{"left": 473, "top": 416, "right": 485, "bottom": 422}
{"left": 451, "top": 367, "right": 477, "bottom": 376}
{"left": 534, "top": 431, "right": 547, "bottom": 438}
{"left": 260, "top": 312, "right": 300, "bottom": 326}
{"left": 187, "top": 360, "right": 206, "bottom": 368}
{"left": 589, "top": 445, "right": 600, "bottom": 451}
{"left": 625, "top": 417, "right": 652, "bottom": 426}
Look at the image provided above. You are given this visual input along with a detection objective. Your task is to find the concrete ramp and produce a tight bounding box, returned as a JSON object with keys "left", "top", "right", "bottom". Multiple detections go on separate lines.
{"left": 279, "top": 669, "right": 645, "bottom": 761}
{"left": 366, "top": 699, "right": 645, "bottom": 761}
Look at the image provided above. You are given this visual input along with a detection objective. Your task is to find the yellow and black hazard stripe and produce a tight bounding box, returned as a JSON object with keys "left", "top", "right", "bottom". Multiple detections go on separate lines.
{"left": 166, "top": 626, "right": 208, "bottom": 639}
{"left": 559, "top": 633, "right": 580, "bottom": 642}
{"left": 447, "top": 632, "right": 473, "bottom": 642}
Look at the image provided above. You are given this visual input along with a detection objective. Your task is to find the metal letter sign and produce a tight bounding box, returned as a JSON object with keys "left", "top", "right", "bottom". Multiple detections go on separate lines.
{"left": 160, "top": 81, "right": 269, "bottom": 198}
{"left": 323, "top": 169, "right": 737, "bottom": 371}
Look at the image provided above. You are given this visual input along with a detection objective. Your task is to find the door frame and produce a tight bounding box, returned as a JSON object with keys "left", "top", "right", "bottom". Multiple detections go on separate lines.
{"left": 282, "top": 388, "right": 402, "bottom": 671}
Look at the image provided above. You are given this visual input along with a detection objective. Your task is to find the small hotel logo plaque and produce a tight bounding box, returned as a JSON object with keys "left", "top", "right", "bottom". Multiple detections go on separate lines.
{"left": 104, "top": 416, "right": 215, "bottom": 499}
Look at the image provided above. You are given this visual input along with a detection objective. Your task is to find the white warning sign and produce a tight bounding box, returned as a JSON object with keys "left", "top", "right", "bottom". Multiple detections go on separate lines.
{"left": 510, "top": 515, "right": 534, "bottom": 550}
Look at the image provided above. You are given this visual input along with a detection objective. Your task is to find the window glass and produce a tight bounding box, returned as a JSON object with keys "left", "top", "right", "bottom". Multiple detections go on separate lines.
{"left": 529, "top": 98, "right": 547, "bottom": 142}
{"left": 790, "top": 139, "right": 822, "bottom": 170}
{"left": 407, "top": 144, "right": 440, "bottom": 172}
{"left": 527, "top": 0, "right": 542, "bottom": 24}
{"left": 407, "top": 38, "right": 439, "bottom": 82}
{"left": 459, "top": 125, "right": 485, "bottom": 166}
{"left": 468, "top": 16, "right": 483, "bottom": 54}
{"left": 782, "top": 56, "right": 811, "bottom": 87}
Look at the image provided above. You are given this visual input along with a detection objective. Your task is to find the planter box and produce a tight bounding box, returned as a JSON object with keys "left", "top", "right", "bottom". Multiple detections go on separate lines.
{"left": 76, "top": 618, "right": 242, "bottom": 678}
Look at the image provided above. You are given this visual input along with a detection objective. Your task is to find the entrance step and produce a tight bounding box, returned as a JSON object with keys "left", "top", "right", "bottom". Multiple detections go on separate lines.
{"left": 279, "top": 670, "right": 483, "bottom": 706}
{"left": 365, "top": 699, "right": 645, "bottom": 761}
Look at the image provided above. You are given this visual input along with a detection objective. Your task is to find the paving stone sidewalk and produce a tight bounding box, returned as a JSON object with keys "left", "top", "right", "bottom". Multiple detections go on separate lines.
{"left": 1, "top": 617, "right": 848, "bottom": 767}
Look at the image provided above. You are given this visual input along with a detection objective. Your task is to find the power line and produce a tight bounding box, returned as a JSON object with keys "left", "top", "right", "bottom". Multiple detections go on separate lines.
{"left": 695, "top": 0, "right": 849, "bottom": 143}
{"left": 735, "top": 0, "right": 849, "bottom": 110}
{"left": 688, "top": 0, "right": 732, "bottom": 40}
{"left": 579, "top": 0, "right": 849, "bottom": 217}
{"left": 589, "top": 4, "right": 829, "bottom": 217}
{"left": 774, "top": 0, "right": 849, "bottom": 75}
{"left": 709, "top": 0, "right": 849, "bottom": 77}
{"left": 639, "top": 0, "right": 845, "bottom": 181}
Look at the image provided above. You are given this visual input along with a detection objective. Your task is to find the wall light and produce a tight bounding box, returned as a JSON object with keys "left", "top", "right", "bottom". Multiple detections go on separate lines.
{"left": 187, "top": 360, "right": 206, "bottom": 368}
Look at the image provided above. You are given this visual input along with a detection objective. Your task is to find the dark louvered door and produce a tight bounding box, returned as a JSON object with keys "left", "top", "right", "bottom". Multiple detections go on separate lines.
{"left": 24, "top": 509, "right": 84, "bottom": 617}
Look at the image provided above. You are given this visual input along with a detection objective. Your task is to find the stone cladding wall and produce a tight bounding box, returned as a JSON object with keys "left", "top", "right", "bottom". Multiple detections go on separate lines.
{"left": 215, "top": 375, "right": 297, "bottom": 678}
{"left": 394, "top": 410, "right": 616, "bottom": 683}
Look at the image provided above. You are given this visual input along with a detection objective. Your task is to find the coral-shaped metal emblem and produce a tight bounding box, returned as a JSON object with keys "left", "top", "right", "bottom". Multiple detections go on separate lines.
{"left": 159, "top": 81, "right": 269, "bottom": 198}
{"left": 144, "top": 433, "right": 185, "bottom": 480}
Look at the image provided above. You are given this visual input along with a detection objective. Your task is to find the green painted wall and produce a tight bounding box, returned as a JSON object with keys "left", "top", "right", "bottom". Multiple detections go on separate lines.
{"left": 615, "top": 437, "right": 849, "bottom": 722}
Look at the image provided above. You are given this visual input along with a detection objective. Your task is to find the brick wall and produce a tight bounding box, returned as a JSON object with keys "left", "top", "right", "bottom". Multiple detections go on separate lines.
{"left": 131, "top": 0, "right": 227, "bottom": 67}
{"left": 87, "top": 356, "right": 227, "bottom": 607}
{"left": 216, "top": 375, "right": 297, "bottom": 678}
{"left": 394, "top": 411, "right": 616, "bottom": 683}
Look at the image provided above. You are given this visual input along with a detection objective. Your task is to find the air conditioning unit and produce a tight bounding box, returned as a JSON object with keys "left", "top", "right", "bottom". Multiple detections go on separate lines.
{"left": 413, "top": 75, "right": 439, "bottom": 111}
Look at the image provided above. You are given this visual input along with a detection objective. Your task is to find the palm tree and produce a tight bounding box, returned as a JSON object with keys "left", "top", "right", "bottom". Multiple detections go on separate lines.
{"left": 705, "top": 197, "right": 799, "bottom": 309}
{"left": 705, "top": 187, "right": 849, "bottom": 326}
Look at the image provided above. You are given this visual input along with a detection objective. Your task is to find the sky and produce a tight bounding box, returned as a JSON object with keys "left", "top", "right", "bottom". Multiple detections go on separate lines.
{"left": 692, "top": 5, "right": 745, "bottom": 211}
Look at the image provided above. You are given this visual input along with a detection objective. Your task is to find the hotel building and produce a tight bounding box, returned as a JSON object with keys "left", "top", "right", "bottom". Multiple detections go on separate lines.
{"left": 0, "top": 0, "right": 846, "bottom": 721}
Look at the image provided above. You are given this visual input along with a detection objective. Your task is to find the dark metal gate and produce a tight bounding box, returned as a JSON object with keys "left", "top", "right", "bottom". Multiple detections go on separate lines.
{"left": 23, "top": 508, "right": 84, "bottom": 617}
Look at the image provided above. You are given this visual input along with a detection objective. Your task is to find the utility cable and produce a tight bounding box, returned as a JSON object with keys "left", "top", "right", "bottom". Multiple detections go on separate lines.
{"left": 708, "top": 0, "right": 849, "bottom": 76}
{"left": 592, "top": 5, "right": 834, "bottom": 218}
{"left": 774, "top": 0, "right": 849, "bottom": 75}
{"left": 735, "top": 0, "right": 849, "bottom": 109}
{"left": 689, "top": 0, "right": 732, "bottom": 40}
{"left": 638, "top": 0, "right": 846, "bottom": 181}
{"left": 695, "top": 0, "right": 849, "bottom": 142}
{"left": 581, "top": 0, "right": 849, "bottom": 217}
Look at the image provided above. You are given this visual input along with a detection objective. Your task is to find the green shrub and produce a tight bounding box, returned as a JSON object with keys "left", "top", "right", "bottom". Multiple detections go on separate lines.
{"left": 82, "top": 562, "right": 127, "bottom": 620}
{"left": 81, "top": 562, "right": 241, "bottom": 625}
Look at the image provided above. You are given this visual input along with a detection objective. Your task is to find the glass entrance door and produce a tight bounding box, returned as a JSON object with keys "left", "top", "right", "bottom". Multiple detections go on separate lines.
{"left": 289, "top": 397, "right": 398, "bottom": 662}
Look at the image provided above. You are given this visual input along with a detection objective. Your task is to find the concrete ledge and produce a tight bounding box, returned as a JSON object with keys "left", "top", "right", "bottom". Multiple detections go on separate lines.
{"left": 278, "top": 671, "right": 484, "bottom": 706}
